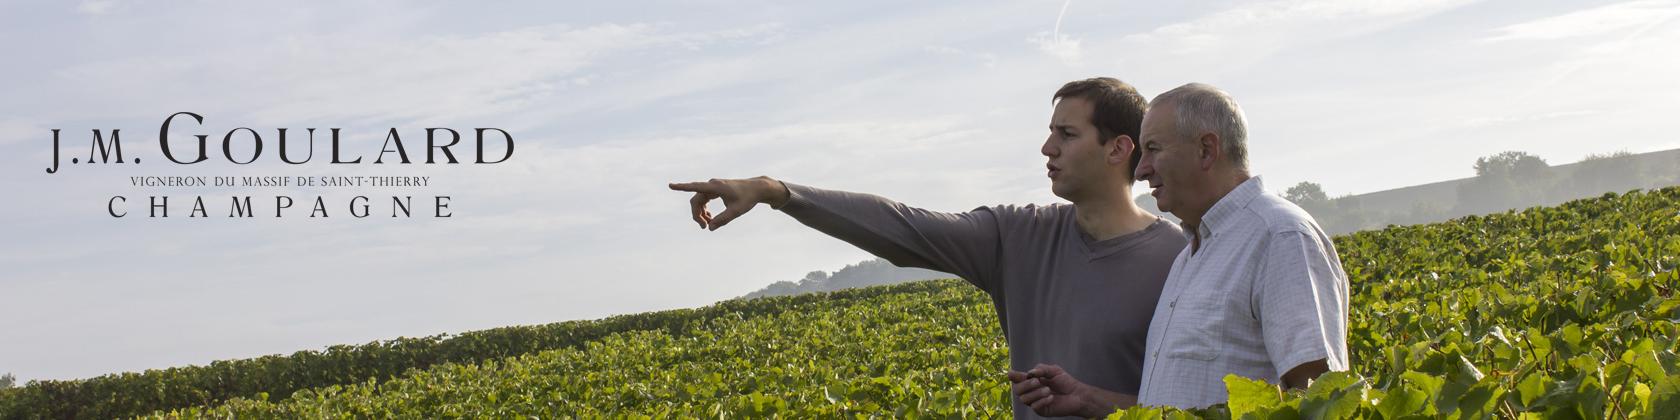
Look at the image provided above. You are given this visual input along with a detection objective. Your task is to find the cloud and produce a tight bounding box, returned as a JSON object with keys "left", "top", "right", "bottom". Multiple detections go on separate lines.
{"left": 922, "top": 45, "right": 999, "bottom": 68}
{"left": 47, "top": 22, "right": 787, "bottom": 128}
{"left": 250, "top": 23, "right": 784, "bottom": 125}
{"left": 1462, "top": 109, "right": 1602, "bottom": 128}
{"left": 1120, "top": 0, "right": 1478, "bottom": 55}
{"left": 1030, "top": 32, "right": 1083, "bottom": 66}
{"left": 1066, "top": 0, "right": 1486, "bottom": 90}
{"left": 0, "top": 119, "right": 43, "bottom": 145}
{"left": 1483, "top": 0, "right": 1680, "bottom": 43}
{"left": 1030, "top": 0, "right": 1083, "bottom": 66}
{"left": 76, "top": 0, "right": 119, "bottom": 15}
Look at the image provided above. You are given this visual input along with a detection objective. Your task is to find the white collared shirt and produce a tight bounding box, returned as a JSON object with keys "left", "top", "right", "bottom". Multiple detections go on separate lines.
{"left": 1136, "top": 176, "right": 1351, "bottom": 408}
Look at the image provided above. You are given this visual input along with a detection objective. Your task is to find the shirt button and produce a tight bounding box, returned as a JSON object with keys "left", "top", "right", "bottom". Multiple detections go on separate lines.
{"left": 1169, "top": 300, "right": 1177, "bottom": 308}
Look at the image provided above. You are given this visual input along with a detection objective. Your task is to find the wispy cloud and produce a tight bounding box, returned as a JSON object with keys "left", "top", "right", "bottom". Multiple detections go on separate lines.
{"left": 1122, "top": 0, "right": 1477, "bottom": 54}
{"left": 76, "top": 0, "right": 119, "bottom": 15}
{"left": 1462, "top": 109, "right": 1602, "bottom": 128}
{"left": 47, "top": 21, "right": 787, "bottom": 127}
{"left": 0, "top": 119, "right": 42, "bottom": 145}
{"left": 1483, "top": 0, "right": 1680, "bottom": 43}
{"left": 923, "top": 45, "right": 1000, "bottom": 68}
{"left": 1030, "top": 0, "right": 1082, "bottom": 65}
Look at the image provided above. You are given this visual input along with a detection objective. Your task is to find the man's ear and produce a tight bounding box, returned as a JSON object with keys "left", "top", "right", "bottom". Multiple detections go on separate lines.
{"left": 1198, "top": 132, "right": 1221, "bottom": 170}
{"left": 1108, "top": 135, "right": 1135, "bottom": 165}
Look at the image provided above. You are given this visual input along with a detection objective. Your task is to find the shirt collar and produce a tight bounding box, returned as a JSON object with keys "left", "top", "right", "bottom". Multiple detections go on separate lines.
{"left": 1186, "top": 176, "right": 1265, "bottom": 240}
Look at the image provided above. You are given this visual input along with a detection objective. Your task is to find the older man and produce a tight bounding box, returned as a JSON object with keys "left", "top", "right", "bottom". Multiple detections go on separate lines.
{"left": 1129, "top": 83, "right": 1351, "bottom": 407}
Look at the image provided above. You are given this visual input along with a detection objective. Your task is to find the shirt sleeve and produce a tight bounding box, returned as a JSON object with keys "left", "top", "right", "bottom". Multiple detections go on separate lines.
{"left": 1253, "top": 230, "right": 1351, "bottom": 381}
{"left": 775, "top": 182, "right": 1006, "bottom": 294}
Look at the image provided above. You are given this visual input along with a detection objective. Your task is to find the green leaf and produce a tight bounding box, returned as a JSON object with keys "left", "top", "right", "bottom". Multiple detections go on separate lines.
{"left": 1375, "top": 387, "right": 1429, "bottom": 419}
{"left": 1649, "top": 374, "right": 1680, "bottom": 420}
{"left": 1453, "top": 380, "right": 1504, "bottom": 420}
{"left": 1401, "top": 371, "right": 1445, "bottom": 396}
{"left": 1568, "top": 371, "right": 1606, "bottom": 420}
{"left": 1515, "top": 372, "right": 1549, "bottom": 408}
{"left": 1525, "top": 329, "right": 1553, "bottom": 361}
{"left": 1225, "top": 374, "right": 1283, "bottom": 419}
{"left": 1632, "top": 350, "right": 1669, "bottom": 381}
{"left": 1654, "top": 295, "right": 1680, "bottom": 318}
{"left": 1303, "top": 371, "right": 1362, "bottom": 400}
{"left": 1454, "top": 355, "right": 1486, "bottom": 384}
{"left": 1299, "top": 372, "right": 1366, "bottom": 420}
{"left": 1106, "top": 406, "right": 1163, "bottom": 420}
{"left": 1558, "top": 324, "right": 1585, "bottom": 353}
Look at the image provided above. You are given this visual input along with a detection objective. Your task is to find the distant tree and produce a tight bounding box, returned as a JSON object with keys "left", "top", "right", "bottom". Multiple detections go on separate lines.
{"left": 1459, "top": 151, "right": 1552, "bottom": 214}
{"left": 1284, "top": 182, "right": 1330, "bottom": 209}
{"left": 1283, "top": 181, "right": 1339, "bottom": 230}
{"left": 800, "top": 270, "right": 830, "bottom": 285}
{"left": 1571, "top": 150, "right": 1642, "bottom": 195}
{"left": 748, "top": 281, "right": 801, "bottom": 299}
{"left": 743, "top": 259, "right": 951, "bottom": 299}
{"left": 1, "top": 372, "right": 15, "bottom": 389}
{"left": 1284, "top": 182, "right": 1329, "bottom": 205}
{"left": 1474, "top": 151, "right": 1549, "bottom": 179}
{"left": 1583, "top": 150, "right": 1635, "bottom": 160}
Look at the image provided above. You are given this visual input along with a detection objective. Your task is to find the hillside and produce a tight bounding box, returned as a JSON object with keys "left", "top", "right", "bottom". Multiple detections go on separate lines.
{"left": 3, "top": 187, "right": 1679, "bottom": 418}
{"left": 743, "top": 258, "right": 953, "bottom": 300}
{"left": 1310, "top": 148, "right": 1680, "bottom": 234}
{"left": 745, "top": 148, "right": 1680, "bottom": 299}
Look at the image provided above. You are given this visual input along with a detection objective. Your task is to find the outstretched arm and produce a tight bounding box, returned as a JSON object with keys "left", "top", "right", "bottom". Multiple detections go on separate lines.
{"left": 669, "top": 176, "right": 1006, "bottom": 291}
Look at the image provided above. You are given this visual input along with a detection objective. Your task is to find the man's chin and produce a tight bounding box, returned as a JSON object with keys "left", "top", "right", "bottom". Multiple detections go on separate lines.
{"left": 1050, "top": 186, "right": 1075, "bottom": 202}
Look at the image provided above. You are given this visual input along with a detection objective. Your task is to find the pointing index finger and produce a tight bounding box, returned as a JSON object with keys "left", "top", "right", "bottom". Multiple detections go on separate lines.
{"left": 668, "top": 181, "right": 716, "bottom": 193}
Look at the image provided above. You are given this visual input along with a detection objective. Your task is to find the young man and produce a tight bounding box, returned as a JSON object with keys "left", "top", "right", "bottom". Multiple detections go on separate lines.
{"left": 670, "top": 78, "right": 1186, "bottom": 418}
{"left": 1130, "top": 83, "right": 1352, "bottom": 408}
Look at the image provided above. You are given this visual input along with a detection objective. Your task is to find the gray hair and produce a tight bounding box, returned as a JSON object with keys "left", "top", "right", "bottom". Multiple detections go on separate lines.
{"left": 1152, "top": 83, "right": 1249, "bottom": 170}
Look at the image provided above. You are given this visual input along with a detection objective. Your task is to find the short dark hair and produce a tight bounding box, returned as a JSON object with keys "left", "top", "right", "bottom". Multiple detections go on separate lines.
{"left": 1053, "top": 77, "right": 1148, "bottom": 181}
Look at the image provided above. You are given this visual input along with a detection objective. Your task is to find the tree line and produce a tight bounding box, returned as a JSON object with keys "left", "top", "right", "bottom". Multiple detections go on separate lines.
{"left": 1282, "top": 149, "right": 1680, "bottom": 234}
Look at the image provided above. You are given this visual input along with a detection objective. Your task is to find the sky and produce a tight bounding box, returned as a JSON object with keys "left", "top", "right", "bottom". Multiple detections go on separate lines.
{"left": 2, "top": 0, "right": 1678, "bottom": 382}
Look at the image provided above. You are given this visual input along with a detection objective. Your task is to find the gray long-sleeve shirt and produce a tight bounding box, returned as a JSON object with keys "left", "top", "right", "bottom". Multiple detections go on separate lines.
{"left": 776, "top": 182, "right": 1187, "bottom": 418}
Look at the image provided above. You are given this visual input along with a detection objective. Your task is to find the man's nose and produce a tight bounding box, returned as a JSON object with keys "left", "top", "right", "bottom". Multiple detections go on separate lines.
{"left": 1041, "top": 136, "right": 1056, "bottom": 157}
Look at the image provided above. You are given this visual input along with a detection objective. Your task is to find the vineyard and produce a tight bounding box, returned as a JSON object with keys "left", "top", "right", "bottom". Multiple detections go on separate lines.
{"left": 2, "top": 187, "right": 1678, "bottom": 419}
